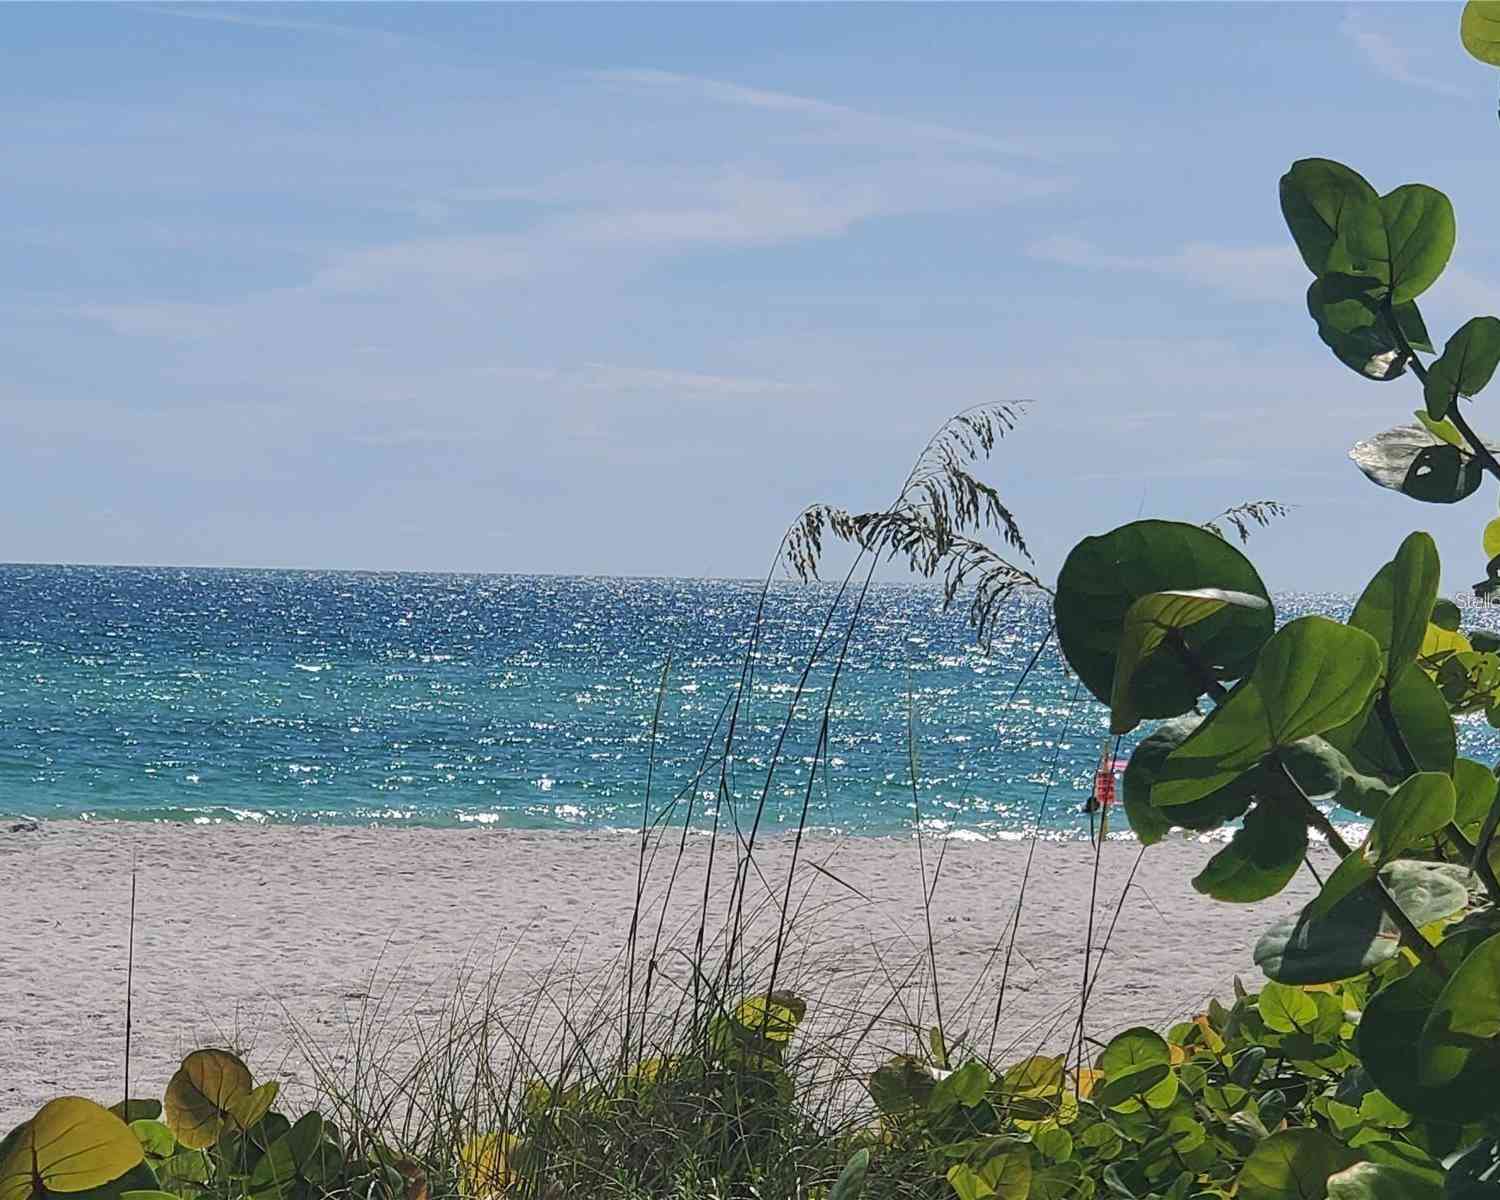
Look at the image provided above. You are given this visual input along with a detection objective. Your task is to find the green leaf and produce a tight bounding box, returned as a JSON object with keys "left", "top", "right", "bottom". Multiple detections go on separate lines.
{"left": 1282, "top": 735, "right": 1392, "bottom": 816}
{"left": 1326, "top": 1162, "right": 1442, "bottom": 1200}
{"left": 1153, "top": 617, "right": 1382, "bottom": 809}
{"left": 1350, "top": 425, "right": 1487, "bottom": 504}
{"left": 163, "top": 1050, "right": 255, "bottom": 1151}
{"left": 1095, "top": 1027, "right": 1171, "bottom": 1107}
{"left": 1337, "top": 186, "right": 1456, "bottom": 304}
{"left": 1462, "top": 0, "right": 1500, "bottom": 65}
{"left": 1432, "top": 597, "right": 1464, "bottom": 631}
{"left": 946, "top": 1148, "right": 1031, "bottom": 1200}
{"left": 1349, "top": 532, "right": 1441, "bottom": 674}
{"left": 828, "top": 1149, "right": 869, "bottom": 1200}
{"left": 1259, "top": 981, "right": 1319, "bottom": 1033}
{"left": 1419, "top": 932, "right": 1500, "bottom": 1088}
{"left": 1454, "top": 757, "right": 1498, "bottom": 832}
{"left": 1121, "top": 716, "right": 1257, "bottom": 843}
{"left": 1109, "top": 588, "right": 1268, "bottom": 735}
{"left": 1311, "top": 773, "right": 1455, "bottom": 918}
{"left": 1255, "top": 861, "right": 1470, "bottom": 984}
{"left": 1415, "top": 410, "right": 1464, "bottom": 446}
{"left": 1369, "top": 772, "right": 1455, "bottom": 862}
{"left": 127, "top": 1123, "right": 175, "bottom": 1161}
{"left": 1192, "top": 796, "right": 1307, "bottom": 902}
{"left": 1054, "top": 520, "right": 1274, "bottom": 716}
{"left": 1307, "top": 851, "right": 1376, "bottom": 921}
{"left": 1306, "top": 274, "right": 1412, "bottom": 381}
{"left": 1485, "top": 518, "right": 1500, "bottom": 562}
{"left": 0, "top": 1099, "right": 145, "bottom": 1200}
{"left": 1328, "top": 660, "right": 1456, "bottom": 780}
{"left": 1237, "top": 1128, "right": 1361, "bottom": 1200}
{"left": 1359, "top": 959, "right": 1495, "bottom": 1122}
{"left": 1281, "top": 159, "right": 1379, "bottom": 275}
{"left": 248, "top": 1113, "right": 330, "bottom": 1200}
{"left": 108, "top": 1103, "right": 161, "bottom": 1125}
{"left": 1439, "top": 650, "right": 1500, "bottom": 714}
{"left": 1426, "top": 317, "right": 1500, "bottom": 418}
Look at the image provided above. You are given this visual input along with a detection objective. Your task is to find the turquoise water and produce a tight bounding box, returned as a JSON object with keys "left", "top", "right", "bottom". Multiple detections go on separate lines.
{"left": 3, "top": 566, "right": 1497, "bottom": 836}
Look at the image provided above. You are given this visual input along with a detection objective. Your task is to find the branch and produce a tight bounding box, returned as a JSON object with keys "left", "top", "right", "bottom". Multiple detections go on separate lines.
{"left": 1384, "top": 302, "right": 1500, "bottom": 482}
{"left": 1166, "top": 631, "right": 1228, "bottom": 703}
{"left": 1277, "top": 754, "right": 1448, "bottom": 978}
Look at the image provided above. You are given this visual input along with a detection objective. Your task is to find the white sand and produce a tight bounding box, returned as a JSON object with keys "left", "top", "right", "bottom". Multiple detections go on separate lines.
{"left": 0, "top": 821, "right": 1325, "bottom": 1127}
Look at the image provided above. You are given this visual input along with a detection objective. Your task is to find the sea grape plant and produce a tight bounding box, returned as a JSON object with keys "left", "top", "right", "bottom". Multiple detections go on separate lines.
{"left": 1047, "top": 147, "right": 1500, "bottom": 1195}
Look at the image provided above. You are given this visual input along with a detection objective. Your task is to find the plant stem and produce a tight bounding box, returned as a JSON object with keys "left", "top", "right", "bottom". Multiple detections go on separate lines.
{"left": 1166, "top": 631, "right": 1228, "bottom": 703}
{"left": 1384, "top": 303, "right": 1500, "bottom": 481}
{"left": 1277, "top": 755, "right": 1448, "bottom": 977}
{"left": 1373, "top": 688, "right": 1484, "bottom": 873}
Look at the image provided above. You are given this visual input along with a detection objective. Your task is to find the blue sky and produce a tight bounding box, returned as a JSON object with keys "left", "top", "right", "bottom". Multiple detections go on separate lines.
{"left": 5, "top": 2, "right": 1500, "bottom": 591}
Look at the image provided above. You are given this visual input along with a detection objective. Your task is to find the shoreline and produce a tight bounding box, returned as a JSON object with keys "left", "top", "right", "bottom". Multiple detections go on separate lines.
{"left": 1, "top": 820, "right": 1326, "bottom": 1125}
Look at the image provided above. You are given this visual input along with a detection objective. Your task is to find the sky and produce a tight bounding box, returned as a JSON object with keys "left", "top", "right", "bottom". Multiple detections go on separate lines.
{"left": 5, "top": 1, "right": 1500, "bottom": 592}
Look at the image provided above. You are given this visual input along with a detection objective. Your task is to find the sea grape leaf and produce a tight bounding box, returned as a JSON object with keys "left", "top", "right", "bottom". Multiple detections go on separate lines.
{"left": 247, "top": 1112, "right": 330, "bottom": 1200}
{"left": 1310, "top": 773, "right": 1455, "bottom": 918}
{"left": 1236, "top": 1127, "right": 1361, "bottom": 1200}
{"left": 1415, "top": 410, "right": 1463, "bottom": 445}
{"left": 1420, "top": 621, "right": 1472, "bottom": 667}
{"left": 1349, "top": 532, "right": 1440, "bottom": 675}
{"left": 1306, "top": 274, "right": 1411, "bottom": 381}
{"left": 127, "top": 1122, "right": 175, "bottom": 1161}
{"left": 1255, "top": 861, "right": 1470, "bottom": 984}
{"left": 163, "top": 1050, "right": 255, "bottom": 1151}
{"left": 947, "top": 1148, "right": 1031, "bottom": 1200}
{"left": 1336, "top": 185, "right": 1456, "bottom": 305}
{"left": 0, "top": 1098, "right": 144, "bottom": 1200}
{"left": 1359, "top": 959, "right": 1495, "bottom": 1124}
{"left": 1432, "top": 597, "right": 1463, "bottom": 631}
{"left": 1438, "top": 650, "right": 1500, "bottom": 713}
{"left": 1454, "top": 757, "right": 1498, "bottom": 833}
{"left": 1109, "top": 588, "right": 1267, "bottom": 735}
{"left": 1054, "top": 520, "right": 1273, "bottom": 716}
{"left": 828, "top": 1150, "right": 870, "bottom": 1200}
{"left": 1259, "top": 981, "right": 1319, "bottom": 1033}
{"left": 1326, "top": 1162, "right": 1442, "bottom": 1200}
{"left": 1350, "top": 425, "right": 1487, "bottom": 504}
{"left": 1328, "top": 660, "right": 1456, "bottom": 780}
{"left": 1307, "top": 274, "right": 1433, "bottom": 381}
{"left": 1368, "top": 772, "right": 1455, "bottom": 862}
{"left": 1192, "top": 796, "right": 1307, "bottom": 902}
{"left": 108, "top": 1103, "right": 161, "bottom": 1125}
{"left": 1426, "top": 317, "right": 1500, "bottom": 418}
{"left": 1152, "top": 617, "right": 1381, "bottom": 809}
{"left": 1307, "top": 851, "right": 1376, "bottom": 922}
{"left": 1095, "top": 1028, "right": 1172, "bottom": 1108}
{"left": 1463, "top": 0, "right": 1500, "bottom": 65}
{"left": 1121, "top": 716, "right": 1255, "bottom": 844}
{"left": 1418, "top": 932, "right": 1500, "bottom": 1088}
{"left": 1280, "top": 159, "right": 1379, "bottom": 275}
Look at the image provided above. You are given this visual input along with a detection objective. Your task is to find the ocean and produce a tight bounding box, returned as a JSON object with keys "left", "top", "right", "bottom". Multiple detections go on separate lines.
{"left": 3, "top": 565, "right": 1496, "bottom": 837}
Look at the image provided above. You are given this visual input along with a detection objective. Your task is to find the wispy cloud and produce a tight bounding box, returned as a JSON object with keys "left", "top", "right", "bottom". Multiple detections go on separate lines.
{"left": 1339, "top": 9, "right": 1470, "bottom": 100}
{"left": 1026, "top": 235, "right": 1305, "bottom": 304}
{"left": 311, "top": 165, "right": 1064, "bottom": 294}
{"left": 593, "top": 67, "right": 1059, "bottom": 157}
{"left": 136, "top": 4, "right": 407, "bottom": 48}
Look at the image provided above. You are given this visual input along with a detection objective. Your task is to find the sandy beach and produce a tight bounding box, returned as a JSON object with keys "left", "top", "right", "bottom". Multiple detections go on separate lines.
{"left": 0, "top": 821, "right": 1327, "bottom": 1127}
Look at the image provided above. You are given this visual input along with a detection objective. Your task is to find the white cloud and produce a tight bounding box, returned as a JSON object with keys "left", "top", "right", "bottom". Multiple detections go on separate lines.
{"left": 592, "top": 68, "right": 1072, "bottom": 157}
{"left": 135, "top": 4, "right": 407, "bottom": 47}
{"left": 1339, "top": 10, "right": 1471, "bottom": 100}
{"left": 1026, "top": 235, "right": 1306, "bottom": 303}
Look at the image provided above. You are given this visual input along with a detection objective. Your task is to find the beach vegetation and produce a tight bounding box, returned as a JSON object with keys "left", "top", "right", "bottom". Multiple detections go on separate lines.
{"left": 15, "top": 8, "right": 1500, "bottom": 1199}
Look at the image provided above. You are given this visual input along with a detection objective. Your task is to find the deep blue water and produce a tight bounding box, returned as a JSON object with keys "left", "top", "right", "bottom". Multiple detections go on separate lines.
{"left": 3, "top": 566, "right": 1498, "bottom": 837}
